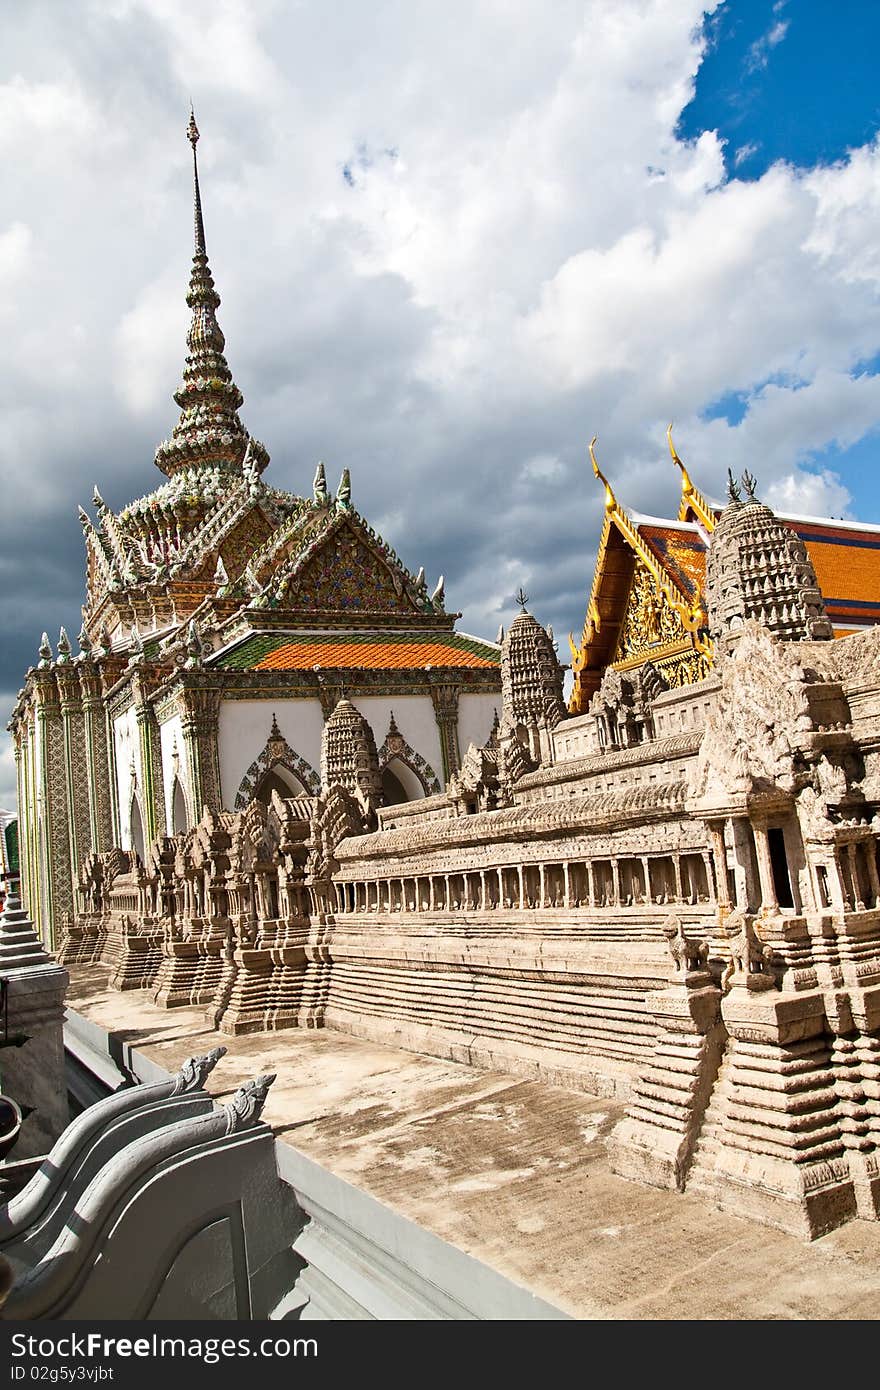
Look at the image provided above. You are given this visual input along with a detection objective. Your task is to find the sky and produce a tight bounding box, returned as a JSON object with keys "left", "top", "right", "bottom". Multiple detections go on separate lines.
{"left": 2, "top": 0, "right": 880, "bottom": 808}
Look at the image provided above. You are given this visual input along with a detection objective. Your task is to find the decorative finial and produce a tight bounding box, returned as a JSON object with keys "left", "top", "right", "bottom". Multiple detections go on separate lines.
{"left": 496, "top": 624, "right": 504, "bottom": 644}
{"left": 667, "top": 423, "right": 693, "bottom": 494}
{"left": 56, "top": 627, "right": 72, "bottom": 664}
{"left": 414, "top": 566, "right": 426, "bottom": 591}
{"left": 214, "top": 555, "right": 229, "bottom": 589}
{"left": 184, "top": 618, "right": 203, "bottom": 669}
{"left": 38, "top": 632, "right": 52, "bottom": 668}
{"left": 431, "top": 575, "right": 445, "bottom": 607}
{"left": 741, "top": 469, "right": 759, "bottom": 503}
{"left": 77, "top": 624, "right": 92, "bottom": 659}
{"left": 186, "top": 106, "right": 200, "bottom": 148}
{"left": 336, "top": 467, "right": 352, "bottom": 511}
{"left": 269, "top": 711, "right": 283, "bottom": 741}
{"left": 726, "top": 469, "right": 743, "bottom": 506}
{"left": 313, "top": 461, "right": 329, "bottom": 506}
{"left": 515, "top": 586, "right": 530, "bottom": 611}
{"left": 589, "top": 436, "right": 616, "bottom": 512}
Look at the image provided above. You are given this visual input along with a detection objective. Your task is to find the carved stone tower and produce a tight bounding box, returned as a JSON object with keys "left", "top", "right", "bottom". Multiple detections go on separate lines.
{"left": 500, "top": 603, "right": 567, "bottom": 765}
{"left": 706, "top": 471, "right": 834, "bottom": 652}
{"left": 320, "top": 699, "right": 383, "bottom": 820}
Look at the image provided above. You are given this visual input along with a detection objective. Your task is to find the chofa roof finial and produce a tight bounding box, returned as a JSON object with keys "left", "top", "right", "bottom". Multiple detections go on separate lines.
{"left": 515, "top": 586, "right": 530, "bottom": 612}
{"left": 589, "top": 436, "right": 616, "bottom": 512}
{"left": 741, "top": 469, "right": 759, "bottom": 503}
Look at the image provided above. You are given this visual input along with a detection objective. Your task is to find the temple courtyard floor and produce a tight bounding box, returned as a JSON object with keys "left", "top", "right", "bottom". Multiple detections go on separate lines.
{"left": 66, "top": 967, "right": 880, "bottom": 1320}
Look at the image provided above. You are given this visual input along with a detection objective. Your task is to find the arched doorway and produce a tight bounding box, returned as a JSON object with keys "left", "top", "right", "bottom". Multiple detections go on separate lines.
{"left": 253, "top": 763, "right": 308, "bottom": 806}
{"left": 171, "top": 777, "right": 188, "bottom": 834}
{"left": 129, "top": 796, "right": 146, "bottom": 863}
{"left": 381, "top": 756, "right": 426, "bottom": 805}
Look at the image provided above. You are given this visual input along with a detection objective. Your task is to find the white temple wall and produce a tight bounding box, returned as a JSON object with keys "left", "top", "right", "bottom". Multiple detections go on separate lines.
{"left": 350, "top": 696, "right": 443, "bottom": 788}
{"left": 218, "top": 697, "right": 325, "bottom": 807}
{"left": 112, "top": 707, "right": 140, "bottom": 851}
{"left": 457, "top": 693, "right": 500, "bottom": 758}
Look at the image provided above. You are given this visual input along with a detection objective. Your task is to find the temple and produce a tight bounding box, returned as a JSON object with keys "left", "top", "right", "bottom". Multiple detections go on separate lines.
{"left": 8, "top": 114, "right": 500, "bottom": 946}
{"left": 8, "top": 119, "right": 880, "bottom": 1250}
{"left": 568, "top": 427, "right": 880, "bottom": 710}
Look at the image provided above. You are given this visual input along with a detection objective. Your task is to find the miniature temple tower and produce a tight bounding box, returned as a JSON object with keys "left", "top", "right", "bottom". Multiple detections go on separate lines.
{"left": 499, "top": 596, "right": 567, "bottom": 765}
{"left": 706, "top": 471, "right": 834, "bottom": 651}
{"left": 320, "top": 699, "right": 383, "bottom": 823}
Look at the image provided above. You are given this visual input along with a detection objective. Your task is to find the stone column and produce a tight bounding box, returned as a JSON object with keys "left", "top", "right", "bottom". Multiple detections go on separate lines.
{"left": 847, "top": 843, "right": 865, "bottom": 911}
{"left": 753, "top": 823, "right": 778, "bottom": 913}
{"left": 563, "top": 862, "right": 570, "bottom": 909}
{"left": 641, "top": 856, "right": 651, "bottom": 905}
{"left": 429, "top": 682, "right": 461, "bottom": 782}
{"left": 672, "top": 855, "right": 684, "bottom": 904}
{"left": 611, "top": 859, "right": 621, "bottom": 907}
{"left": 586, "top": 861, "right": 595, "bottom": 908}
{"left": 539, "top": 864, "right": 546, "bottom": 908}
{"left": 865, "top": 841, "right": 880, "bottom": 909}
{"left": 517, "top": 865, "right": 524, "bottom": 910}
{"left": 708, "top": 820, "right": 730, "bottom": 910}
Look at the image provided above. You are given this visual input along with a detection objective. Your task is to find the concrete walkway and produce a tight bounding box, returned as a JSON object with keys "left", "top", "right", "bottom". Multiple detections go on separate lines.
{"left": 67, "top": 968, "right": 880, "bottom": 1320}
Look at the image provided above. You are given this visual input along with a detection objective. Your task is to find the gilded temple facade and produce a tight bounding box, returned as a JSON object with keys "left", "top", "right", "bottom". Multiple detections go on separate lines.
{"left": 568, "top": 430, "right": 880, "bottom": 711}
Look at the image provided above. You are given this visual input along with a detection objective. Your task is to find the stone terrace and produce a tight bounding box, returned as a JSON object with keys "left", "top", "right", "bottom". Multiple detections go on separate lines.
{"left": 67, "top": 966, "right": 880, "bottom": 1321}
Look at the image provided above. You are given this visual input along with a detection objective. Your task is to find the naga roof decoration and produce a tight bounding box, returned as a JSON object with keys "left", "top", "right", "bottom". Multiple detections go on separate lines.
{"left": 569, "top": 432, "right": 880, "bottom": 712}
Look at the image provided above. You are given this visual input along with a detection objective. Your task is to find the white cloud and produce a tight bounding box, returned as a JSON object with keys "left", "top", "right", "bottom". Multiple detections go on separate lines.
{"left": 2, "top": 0, "right": 880, "bottom": 815}
{"left": 747, "top": 17, "right": 790, "bottom": 72}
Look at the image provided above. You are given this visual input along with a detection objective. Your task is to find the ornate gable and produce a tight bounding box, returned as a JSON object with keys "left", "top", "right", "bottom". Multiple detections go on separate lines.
{"left": 262, "top": 513, "right": 436, "bottom": 619}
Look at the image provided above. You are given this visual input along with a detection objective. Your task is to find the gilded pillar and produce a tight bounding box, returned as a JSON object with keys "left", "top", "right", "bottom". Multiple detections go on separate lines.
{"left": 56, "top": 662, "right": 89, "bottom": 891}
{"left": 180, "top": 683, "right": 223, "bottom": 816}
{"left": 32, "top": 670, "right": 73, "bottom": 945}
{"left": 81, "top": 662, "right": 114, "bottom": 853}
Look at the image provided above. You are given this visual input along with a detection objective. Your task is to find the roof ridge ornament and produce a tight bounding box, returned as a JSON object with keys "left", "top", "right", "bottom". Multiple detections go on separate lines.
{"left": 668, "top": 424, "right": 717, "bottom": 533}
{"left": 726, "top": 469, "right": 743, "bottom": 506}
{"left": 741, "top": 469, "right": 759, "bottom": 504}
{"left": 589, "top": 435, "right": 616, "bottom": 512}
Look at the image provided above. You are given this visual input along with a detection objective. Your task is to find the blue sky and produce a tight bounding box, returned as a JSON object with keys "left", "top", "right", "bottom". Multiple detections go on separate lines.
{"left": 676, "top": 0, "right": 880, "bottom": 518}
{"left": 681, "top": 2, "right": 880, "bottom": 180}
{"left": 2, "top": 1, "right": 880, "bottom": 802}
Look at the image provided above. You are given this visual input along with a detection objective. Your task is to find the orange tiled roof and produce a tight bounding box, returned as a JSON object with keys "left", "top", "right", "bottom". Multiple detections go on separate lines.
{"left": 637, "top": 523, "right": 706, "bottom": 604}
{"left": 215, "top": 631, "right": 500, "bottom": 671}
{"left": 636, "top": 516, "right": 880, "bottom": 629}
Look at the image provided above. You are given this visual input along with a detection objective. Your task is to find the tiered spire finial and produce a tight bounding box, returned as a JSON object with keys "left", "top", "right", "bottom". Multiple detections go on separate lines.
{"left": 154, "top": 110, "right": 268, "bottom": 480}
